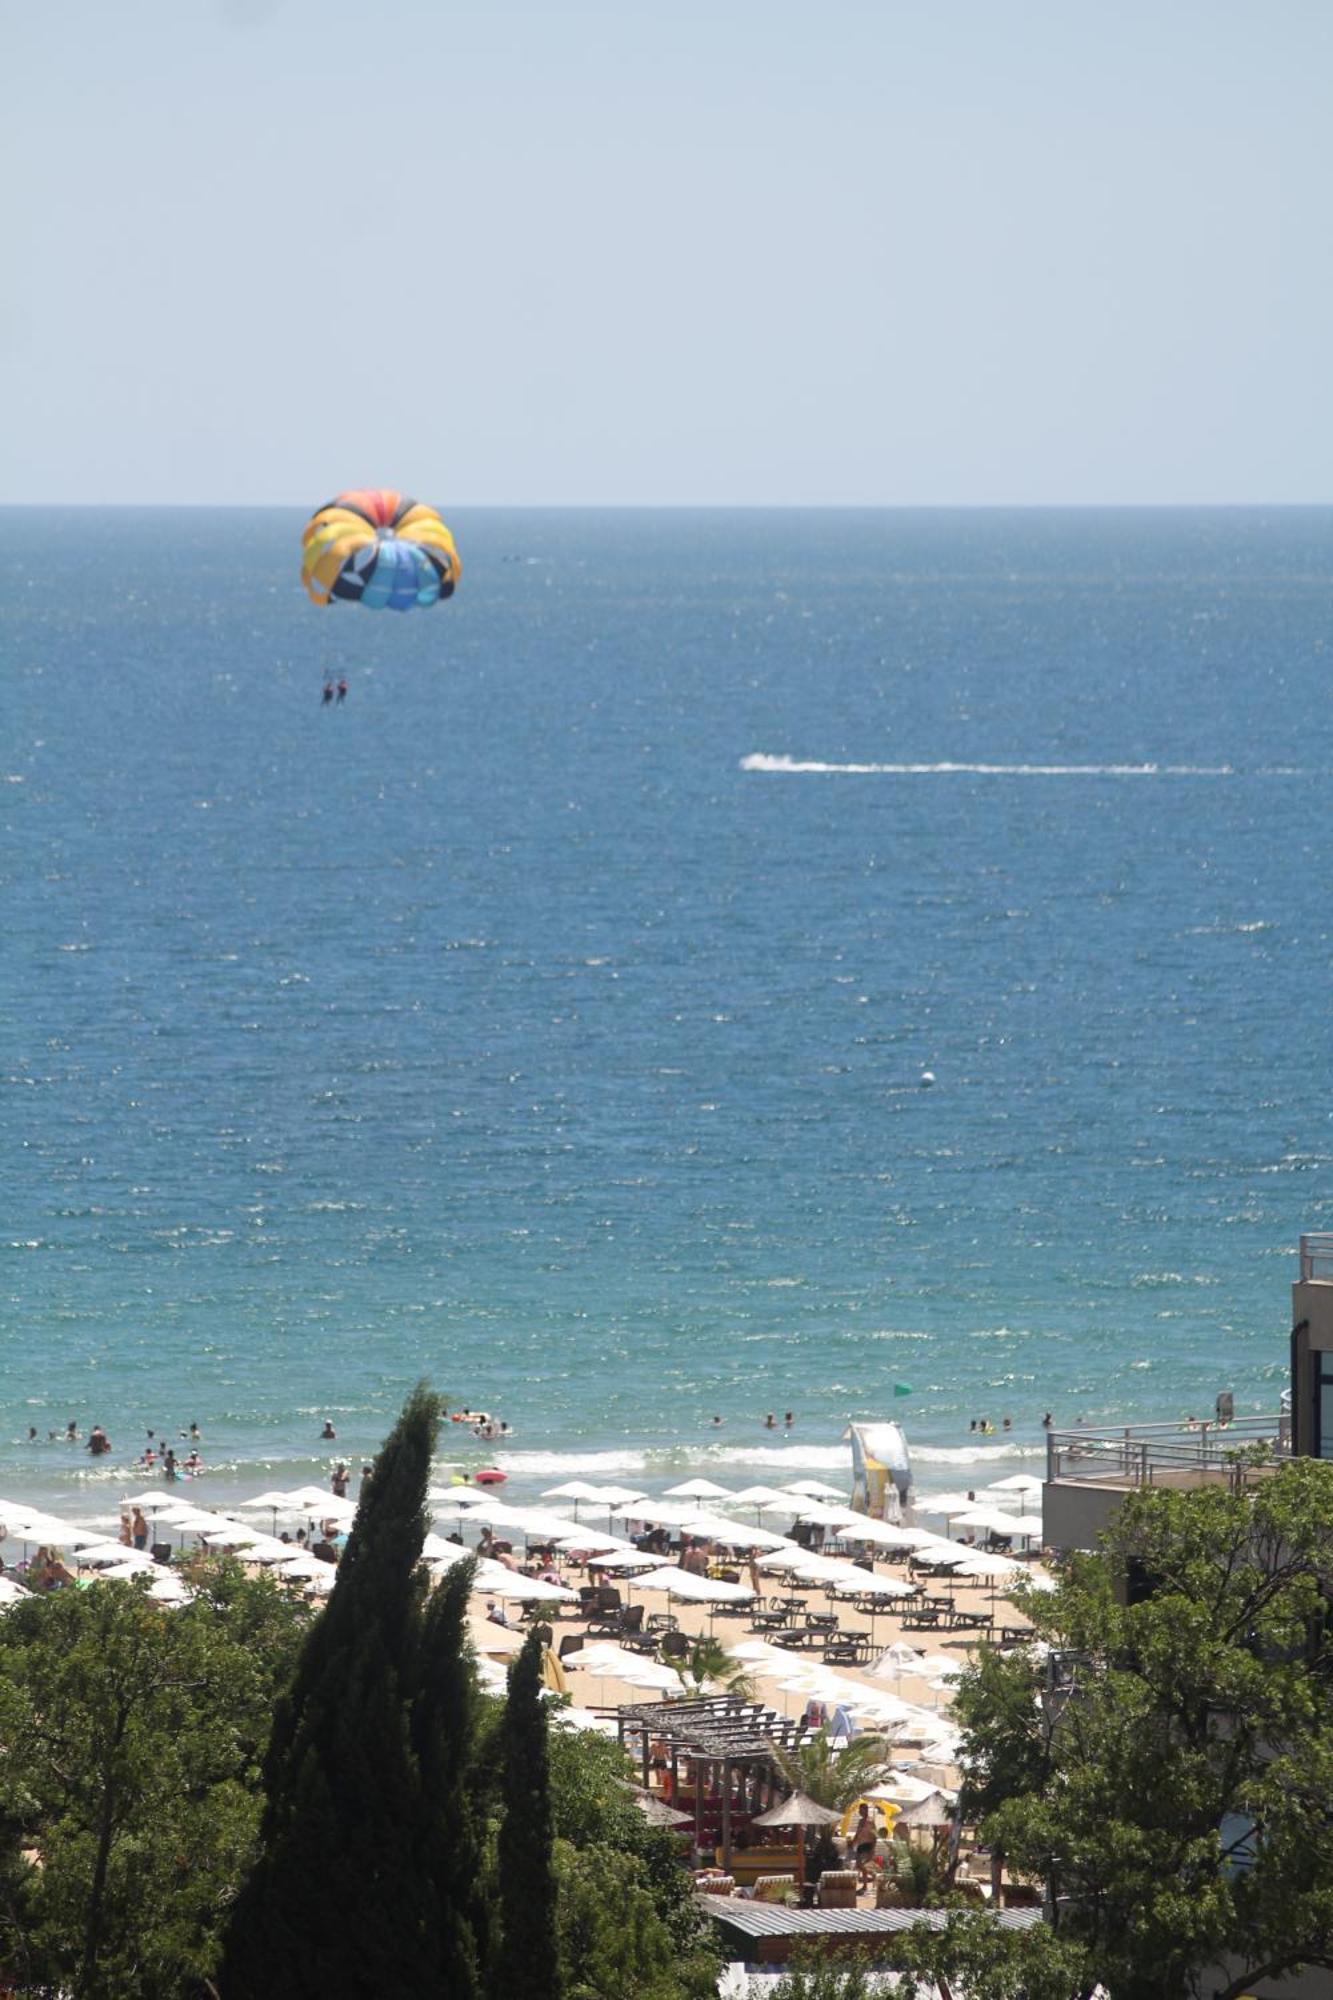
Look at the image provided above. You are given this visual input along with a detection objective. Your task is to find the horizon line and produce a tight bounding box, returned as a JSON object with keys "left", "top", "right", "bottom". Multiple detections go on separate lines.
{"left": 3, "top": 498, "right": 1332, "bottom": 513}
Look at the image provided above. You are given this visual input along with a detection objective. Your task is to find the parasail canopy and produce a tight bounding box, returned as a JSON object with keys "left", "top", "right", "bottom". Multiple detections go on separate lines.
{"left": 302, "top": 490, "right": 460, "bottom": 612}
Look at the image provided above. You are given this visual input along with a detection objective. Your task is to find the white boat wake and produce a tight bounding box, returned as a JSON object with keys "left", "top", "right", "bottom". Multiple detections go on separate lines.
{"left": 740, "top": 754, "right": 1235, "bottom": 777}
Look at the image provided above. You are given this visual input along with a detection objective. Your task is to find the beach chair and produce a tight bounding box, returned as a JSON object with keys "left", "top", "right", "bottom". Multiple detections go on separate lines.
{"left": 617, "top": 1604, "right": 657, "bottom": 1653}
{"left": 816, "top": 1870, "right": 858, "bottom": 1908}
{"left": 753, "top": 1874, "right": 798, "bottom": 1904}
{"left": 557, "top": 1633, "right": 584, "bottom": 1662}
{"left": 587, "top": 1586, "right": 623, "bottom": 1634}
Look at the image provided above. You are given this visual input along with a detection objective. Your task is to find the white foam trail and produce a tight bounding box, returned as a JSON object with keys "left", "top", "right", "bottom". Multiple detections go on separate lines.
{"left": 741, "top": 754, "right": 1234, "bottom": 777}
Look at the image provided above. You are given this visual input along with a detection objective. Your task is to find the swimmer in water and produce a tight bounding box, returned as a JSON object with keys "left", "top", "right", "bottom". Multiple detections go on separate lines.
{"left": 322, "top": 682, "right": 334, "bottom": 705}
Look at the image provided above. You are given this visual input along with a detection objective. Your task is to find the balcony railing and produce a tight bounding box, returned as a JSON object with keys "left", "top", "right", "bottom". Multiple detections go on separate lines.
{"left": 1301, "top": 1233, "right": 1333, "bottom": 1281}
{"left": 1046, "top": 1413, "right": 1290, "bottom": 1490}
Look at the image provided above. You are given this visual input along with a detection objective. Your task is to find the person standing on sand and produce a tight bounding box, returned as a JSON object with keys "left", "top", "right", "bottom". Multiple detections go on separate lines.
{"left": 131, "top": 1507, "right": 149, "bottom": 1551}
{"left": 331, "top": 1463, "right": 349, "bottom": 1499}
{"left": 851, "top": 1806, "right": 878, "bottom": 1884}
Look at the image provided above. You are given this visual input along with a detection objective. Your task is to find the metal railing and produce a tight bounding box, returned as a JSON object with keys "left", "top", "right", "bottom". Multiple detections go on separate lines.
{"left": 1301, "top": 1233, "right": 1333, "bottom": 1281}
{"left": 1046, "top": 1412, "right": 1290, "bottom": 1490}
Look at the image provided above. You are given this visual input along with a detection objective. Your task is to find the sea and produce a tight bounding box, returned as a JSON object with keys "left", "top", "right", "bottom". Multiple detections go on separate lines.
{"left": 3, "top": 506, "right": 1331, "bottom": 1521}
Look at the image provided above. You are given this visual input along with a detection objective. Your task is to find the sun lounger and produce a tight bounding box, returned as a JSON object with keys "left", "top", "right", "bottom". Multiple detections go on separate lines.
{"left": 815, "top": 1870, "right": 859, "bottom": 1908}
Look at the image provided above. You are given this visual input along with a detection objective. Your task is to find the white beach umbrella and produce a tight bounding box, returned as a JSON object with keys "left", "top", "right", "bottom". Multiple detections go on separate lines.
{"left": 277, "top": 1485, "right": 346, "bottom": 1512}
{"left": 475, "top": 1567, "right": 576, "bottom": 1603}
{"left": 1006, "top": 1514, "right": 1045, "bottom": 1538}
{"left": 146, "top": 1572, "right": 193, "bottom": 1605}
{"left": 116, "top": 1492, "right": 189, "bottom": 1513}
{"left": 270, "top": 1551, "right": 336, "bottom": 1579}
{"left": 473, "top": 1502, "right": 579, "bottom": 1538}
{"left": 794, "top": 1503, "right": 862, "bottom": 1528}
{"left": 0, "top": 1576, "right": 32, "bottom": 1605}
{"left": 80, "top": 1547, "right": 160, "bottom": 1574}
{"left": 677, "top": 1512, "right": 792, "bottom": 1549}
{"left": 947, "top": 1507, "right": 1020, "bottom": 1532}
{"left": 945, "top": 1550, "right": 1022, "bottom": 1577}
{"left": 781, "top": 1480, "right": 847, "bottom": 1501}
{"left": 428, "top": 1485, "right": 492, "bottom": 1507}
{"left": 6, "top": 1516, "right": 106, "bottom": 1549}
{"left": 611, "top": 1499, "right": 696, "bottom": 1527}
{"left": 911, "top": 1492, "right": 978, "bottom": 1516}
{"left": 834, "top": 1519, "right": 931, "bottom": 1550}
{"left": 198, "top": 1524, "right": 266, "bottom": 1548}
{"left": 421, "top": 1532, "right": 469, "bottom": 1561}
{"left": 870, "top": 1771, "right": 953, "bottom": 1806}
{"left": 549, "top": 1527, "right": 631, "bottom": 1552}
{"left": 233, "top": 1491, "right": 301, "bottom": 1512}
{"left": 840, "top": 1572, "right": 915, "bottom": 1600}
{"left": 584, "top": 1485, "right": 647, "bottom": 1506}
{"left": 541, "top": 1481, "right": 606, "bottom": 1503}
{"left": 633, "top": 1567, "right": 755, "bottom": 1604}
{"left": 586, "top": 1548, "right": 659, "bottom": 1572}
{"left": 871, "top": 1644, "right": 926, "bottom": 1681}
{"left": 987, "top": 1474, "right": 1044, "bottom": 1495}
{"left": 74, "top": 1541, "right": 157, "bottom": 1567}
{"left": 662, "top": 1479, "right": 734, "bottom": 1500}
{"left": 424, "top": 1539, "right": 474, "bottom": 1570}
{"left": 722, "top": 1485, "right": 797, "bottom": 1508}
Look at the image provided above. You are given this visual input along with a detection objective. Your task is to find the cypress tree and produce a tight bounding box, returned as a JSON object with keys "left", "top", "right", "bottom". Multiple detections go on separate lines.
{"left": 412, "top": 1556, "right": 484, "bottom": 2000}
{"left": 492, "top": 1630, "right": 563, "bottom": 2000}
{"left": 222, "top": 1384, "right": 443, "bottom": 1999}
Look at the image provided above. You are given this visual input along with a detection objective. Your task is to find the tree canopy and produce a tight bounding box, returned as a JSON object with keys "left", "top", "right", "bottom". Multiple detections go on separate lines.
{"left": 947, "top": 1458, "right": 1333, "bottom": 2000}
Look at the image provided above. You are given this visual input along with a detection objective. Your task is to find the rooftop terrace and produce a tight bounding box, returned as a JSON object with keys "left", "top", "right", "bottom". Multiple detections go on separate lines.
{"left": 1045, "top": 1412, "right": 1290, "bottom": 1494}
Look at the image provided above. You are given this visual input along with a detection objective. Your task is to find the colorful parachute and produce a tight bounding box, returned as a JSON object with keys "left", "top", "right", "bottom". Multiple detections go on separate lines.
{"left": 301, "top": 490, "right": 460, "bottom": 612}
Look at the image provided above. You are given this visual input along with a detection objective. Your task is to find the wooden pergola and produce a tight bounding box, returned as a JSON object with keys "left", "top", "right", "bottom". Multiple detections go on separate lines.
{"left": 616, "top": 1696, "right": 809, "bottom": 1872}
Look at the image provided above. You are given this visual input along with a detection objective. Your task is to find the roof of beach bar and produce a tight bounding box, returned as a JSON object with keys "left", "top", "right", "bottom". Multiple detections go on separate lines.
{"left": 615, "top": 1694, "right": 809, "bottom": 1761}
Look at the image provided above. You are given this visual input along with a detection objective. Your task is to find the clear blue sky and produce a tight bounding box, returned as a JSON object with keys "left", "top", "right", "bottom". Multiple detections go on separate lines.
{"left": 4, "top": 0, "right": 1330, "bottom": 504}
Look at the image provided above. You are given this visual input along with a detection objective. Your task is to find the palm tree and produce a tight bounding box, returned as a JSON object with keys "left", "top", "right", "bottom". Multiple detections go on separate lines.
{"left": 769, "top": 1729, "right": 893, "bottom": 1875}
{"left": 670, "top": 1635, "right": 756, "bottom": 1701}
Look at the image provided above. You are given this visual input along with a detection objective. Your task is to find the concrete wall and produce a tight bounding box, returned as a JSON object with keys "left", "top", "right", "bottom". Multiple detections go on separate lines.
{"left": 1041, "top": 1480, "right": 1128, "bottom": 1554}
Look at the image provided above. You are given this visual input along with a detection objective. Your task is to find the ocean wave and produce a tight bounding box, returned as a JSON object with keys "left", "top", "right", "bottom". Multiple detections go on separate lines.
{"left": 740, "top": 754, "right": 1234, "bottom": 777}
{"left": 911, "top": 1442, "right": 1043, "bottom": 1464}
{"left": 487, "top": 1443, "right": 854, "bottom": 1476}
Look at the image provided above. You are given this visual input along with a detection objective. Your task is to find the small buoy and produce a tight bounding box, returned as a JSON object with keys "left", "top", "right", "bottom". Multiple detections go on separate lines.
{"left": 474, "top": 1467, "right": 507, "bottom": 1486}
{"left": 919, "top": 1070, "right": 936, "bottom": 1088}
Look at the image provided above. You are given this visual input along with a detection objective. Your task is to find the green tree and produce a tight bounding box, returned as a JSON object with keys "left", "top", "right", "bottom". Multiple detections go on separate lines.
{"left": 880, "top": 1910, "right": 1094, "bottom": 2000}
{"left": 669, "top": 1635, "right": 755, "bottom": 1702}
{"left": 223, "top": 1382, "right": 447, "bottom": 1998}
{"left": 544, "top": 1729, "right": 719, "bottom": 1986}
{"left": 949, "top": 1459, "right": 1333, "bottom": 2000}
{"left": 493, "top": 1630, "right": 562, "bottom": 2000}
{"left": 412, "top": 1556, "right": 484, "bottom": 1999}
{"left": 0, "top": 1564, "right": 305, "bottom": 1999}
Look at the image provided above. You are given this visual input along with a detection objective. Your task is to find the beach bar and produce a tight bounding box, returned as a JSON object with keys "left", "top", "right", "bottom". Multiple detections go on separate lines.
{"left": 616, "top": 1696, "right": 809, "bottom": 1875}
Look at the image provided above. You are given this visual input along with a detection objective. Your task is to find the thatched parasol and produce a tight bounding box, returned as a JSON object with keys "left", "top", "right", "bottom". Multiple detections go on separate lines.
{"left": 749, "top": 1791, "right": 843, "bottom": 1891}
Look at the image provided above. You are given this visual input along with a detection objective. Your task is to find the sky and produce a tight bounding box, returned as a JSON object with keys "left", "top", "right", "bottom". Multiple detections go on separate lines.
{"left": 4, "top": 0, "right": 1331, "bottom": 505}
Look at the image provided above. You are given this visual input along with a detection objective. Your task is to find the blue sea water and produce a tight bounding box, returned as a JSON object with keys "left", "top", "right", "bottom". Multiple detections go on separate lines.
{"left": 2, "top": 507, "right": 1331, "bottom": 1512}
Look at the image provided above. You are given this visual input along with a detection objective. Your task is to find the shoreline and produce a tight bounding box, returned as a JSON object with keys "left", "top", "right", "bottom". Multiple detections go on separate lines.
{"left": 0, "top": 1431, "right": 1046, "bottom": 1529}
